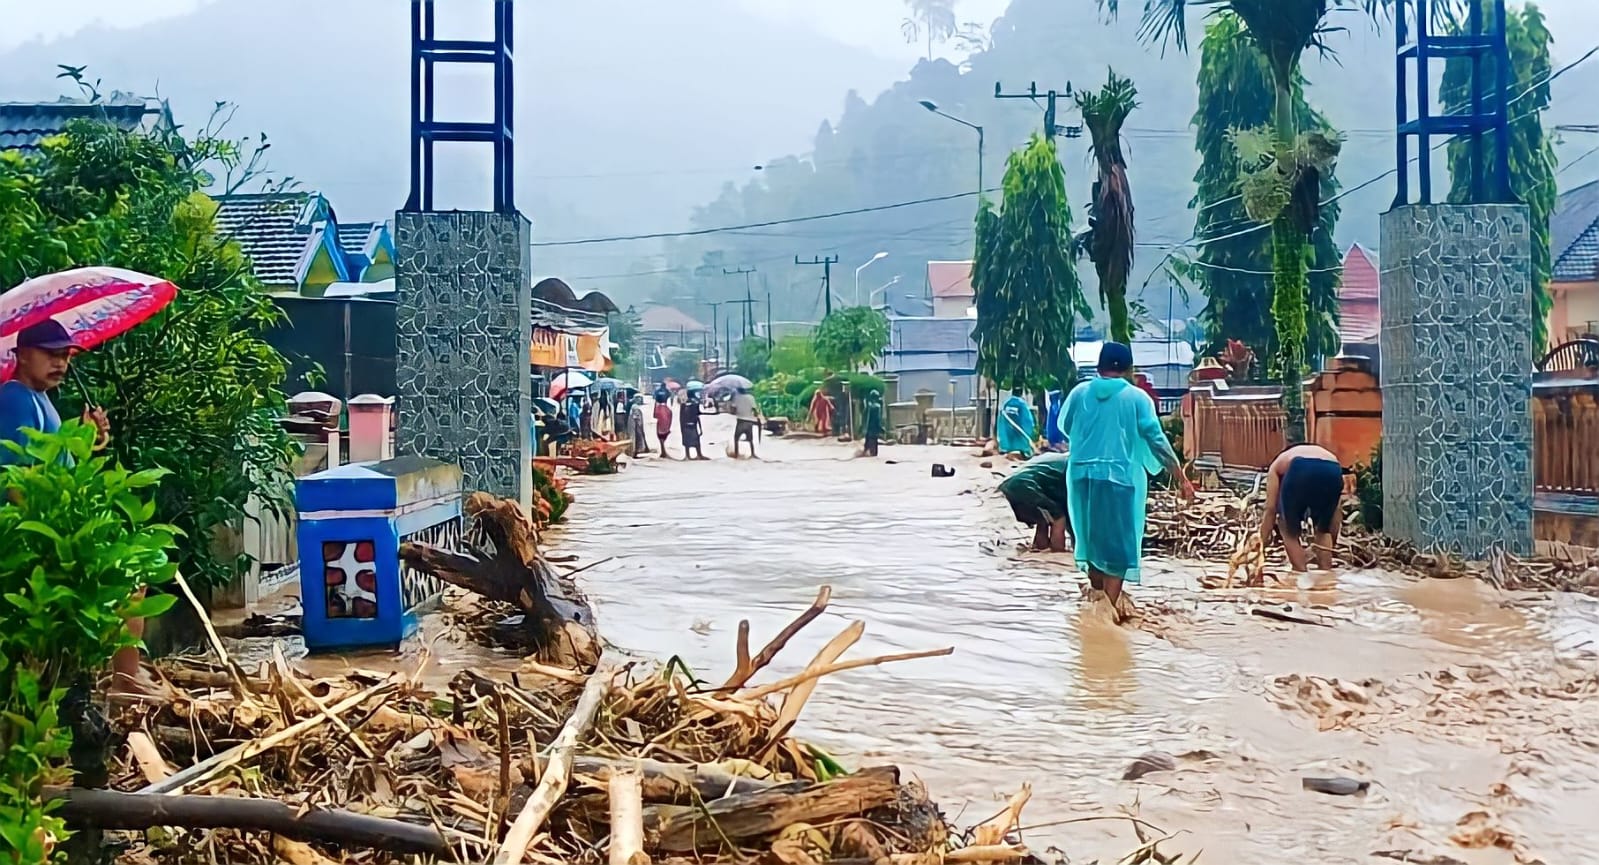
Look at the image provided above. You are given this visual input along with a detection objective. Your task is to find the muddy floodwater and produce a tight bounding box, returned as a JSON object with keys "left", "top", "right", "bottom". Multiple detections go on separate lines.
{"left": 549, "top": 414, "right": 1599, "bottom": 865}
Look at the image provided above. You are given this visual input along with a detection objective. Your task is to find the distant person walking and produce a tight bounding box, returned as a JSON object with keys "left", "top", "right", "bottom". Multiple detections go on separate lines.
{"left": 653, "top": 393, "right": 674, "bottom": 458}
{"left": 1259, "top": 443, "right": 1345, "bottom": 572}
{"left": 730, "top": 387, "right": 762, "bottom": 458}
{"left": 996, "top": 387, "right": 1036, "bottom": 458}
{"left": 628, "top": 395, "right": 651, "bottom": 458}
{"left": 680, "top": 390, "right": 707, "bottom": 460}
{"left": 861, "top": 389, "right": 884, "bottom": 457}
{"left": 808, "top": 387, "right": 834, "bottom": 435}
{"left": 1058, "top": 343, "right": 1194, "bottom": 619}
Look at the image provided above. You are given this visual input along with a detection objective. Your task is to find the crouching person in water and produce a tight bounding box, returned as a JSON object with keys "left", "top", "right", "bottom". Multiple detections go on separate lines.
{"left": 1059, "top": 343, "right": 1194, "bottom": 618}
{"left": 1260, "top": 443, "right": 1345, "bottom": 571}
{"left": 997, "top": 452, "right": 1072, "bottom": 552}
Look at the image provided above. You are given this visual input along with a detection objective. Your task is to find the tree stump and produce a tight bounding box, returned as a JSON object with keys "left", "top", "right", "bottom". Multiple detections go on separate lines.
{"left": 400, "top": 492, "right": 599, "bottom": 668}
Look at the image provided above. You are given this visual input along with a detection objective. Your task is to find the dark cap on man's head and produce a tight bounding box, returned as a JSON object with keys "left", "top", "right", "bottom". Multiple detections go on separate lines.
{"left": 16, "top": 319, "right": 79, "bottom": 352}
{"left": 1097, "top": 341, "right": 1134, "bottom": 373}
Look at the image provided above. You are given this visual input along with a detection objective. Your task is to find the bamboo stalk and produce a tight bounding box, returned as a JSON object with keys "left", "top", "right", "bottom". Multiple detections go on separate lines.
{"left": 493, "top": 661, "right": 616, "bottom": 864}
{"left": 607, "top": 768, "right": 647, "bottom": 865}
{"left": 773, "top": 620, "right": 864, "bottom": 732}
{"left": 718, "top": 585, "right": 832, "bottom": 692}
{"left": 171, "top": 570, "right": 251, "bottom": 697}
{"left": 745, "top": 645, "right": 955, "bottom": 702}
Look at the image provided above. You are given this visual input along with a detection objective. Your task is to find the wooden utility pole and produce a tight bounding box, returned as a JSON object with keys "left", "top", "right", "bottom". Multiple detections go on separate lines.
{"left": 794, "top": 254, "right": 839, "bottom": 316}
{"left": 994, "top": 81, "right": 1082, "bottom": 140}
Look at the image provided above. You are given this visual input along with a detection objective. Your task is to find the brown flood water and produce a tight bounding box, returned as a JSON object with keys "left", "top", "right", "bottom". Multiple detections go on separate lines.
{"left": 550, "top": 415, "right": 1599, "bottom": 865}
{"left": 235, "top": 414, "right": 1599, "bottom": 864}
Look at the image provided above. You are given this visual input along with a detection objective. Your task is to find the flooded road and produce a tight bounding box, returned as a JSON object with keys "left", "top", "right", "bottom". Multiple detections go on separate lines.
{"left": 554, "top": 415, "right": 1599, "bottom": 864}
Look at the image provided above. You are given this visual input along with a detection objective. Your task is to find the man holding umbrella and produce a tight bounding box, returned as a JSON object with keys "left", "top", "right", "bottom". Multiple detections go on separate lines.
{"left": 0, "top": 319, "right": 111, "bottom": 460}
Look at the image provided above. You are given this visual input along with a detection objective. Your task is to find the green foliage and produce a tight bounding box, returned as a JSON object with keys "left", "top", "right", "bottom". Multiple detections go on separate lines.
{"left": 0, "top": 423, "right": 179, "bottom": 863}
{"left": 608, "top": 306, "right": 643, "bottom": 381}
{"left": 1189, "top": 12, "right": 1343, "bottom": 376}
{"left": 736, "top": 339, "right": 772, "bottom": 381}
{"left": 769, "top": 334, "right": 819, "bottom": 377}
{"left": 531, "top": 465, "right": 571, "bottom": 524}
{"left": 0, "top": 98, "right": 296, "bottom": 591}
{"left": 846, "top": 373, "right": 887, "bottom": 397}
{"left": 1442, "top": 0, "right": 1556, "bottom": 351}
{"left": 664, "top": 350, "right": 701, "bottom": 386}
{"left": 1355, "top": 442, "right": 1383, "bottom": 531}
{"left": 971, "top": 135, "right": 1088, "bottom": 392}
{"left": 813, "top": 307, "right": 889, "bottom": 372}
{"left": 1076, "top": 68, "right": 1141, "bottom": 345}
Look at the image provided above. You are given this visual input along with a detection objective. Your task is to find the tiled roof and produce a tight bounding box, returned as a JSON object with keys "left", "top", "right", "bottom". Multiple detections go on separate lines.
{"left": 1553, "top": 180, "right": 1599, "bottom": 283}
{"left": 214, "top": 193, "right": 317, "bottom": 287}
{"left": 1339, "top": 243, "right": 1380, "bottom": 343}
{"left": 0, "top": 92, "right": 169, "bottom": 153}
{"left": 337, "top": 222, "right": 377, "bottom": 256}
{"left": 927, "top": 261, "right": 974, "bottom": 299}
{"left": 888, "top": 317, "right": 976, "bottom": 355}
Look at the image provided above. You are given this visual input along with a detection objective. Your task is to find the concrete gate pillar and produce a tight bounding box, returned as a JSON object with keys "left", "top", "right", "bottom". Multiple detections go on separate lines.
{"left": 1379, "top": 204, "right": 1533, "bottom": 556}
{"left": 393, "top": 211, "right": 533, "bottom": 509}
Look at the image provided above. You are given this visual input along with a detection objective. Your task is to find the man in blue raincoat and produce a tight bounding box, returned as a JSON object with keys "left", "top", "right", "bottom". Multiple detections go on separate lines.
{"left": 1043, "top": 389, "right": 1067, "bottom": 452}
{"left": 1059, "top": 343, "right": 1194, "bottom": 617}
{"left": 995, "top": 387, "right": 1035, "bottom": 458}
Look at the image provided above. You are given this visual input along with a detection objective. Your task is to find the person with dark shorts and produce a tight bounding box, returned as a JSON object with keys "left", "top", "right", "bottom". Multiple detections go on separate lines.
{"left": 861, "top": 389, "right": 884, "bottom": 457}
{"left": 653, "top": 394, "right": 674, "bottom": 458}
{"left": 731, "top": 387, "right": 761, "bottom": 458}
{"left": 680, "top": 392, "right": 707, "bottom": 460}
{"left": 1260, "top": 443, "right": 1345, "bottom": 571}
{"left": 997, "top": 452, "right": 1072, "bottom": 552}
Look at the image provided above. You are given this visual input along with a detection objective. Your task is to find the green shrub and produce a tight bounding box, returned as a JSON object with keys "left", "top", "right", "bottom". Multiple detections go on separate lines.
{"left": 1356, "top": 443, "right": 1383, "bottom": 531}
{"left": 0, "top": 423, "right": 179, "bottom": 863}
{"left": 846, "top": 373, "right": 887, "bottom": 397}
{"left": 783, "top": 378, "right": 808, "bottom": 397}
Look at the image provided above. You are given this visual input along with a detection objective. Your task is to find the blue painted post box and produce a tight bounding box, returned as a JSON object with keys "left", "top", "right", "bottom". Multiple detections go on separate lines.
{"left": 296, "top": 456, "right": 462, "bottom": 651}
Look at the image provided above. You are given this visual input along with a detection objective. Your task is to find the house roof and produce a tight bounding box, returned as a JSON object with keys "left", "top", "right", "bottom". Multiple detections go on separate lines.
{"left": 1553, "top": 180, "right": 1599, "bottom": 283}
{"left": 1339, "top": 243, "right": 1381, "bottom": 343}
{"left": 215, "top": 192, "right": 323, "bottom": 286}
{"left": 336, "top": 222, "right": 379, "bottom": 257}
{"left": 888, "top": 317, "right": 977, "bottom": 355}
{"left": 638, "top": 304, "right": 708, "bottom": 334}
{"left": 927, "top": 261, "right": 974, "bottom": 299}
{"left": 1070, "top": 340, "right": 1195, "bottom": 369}
{"left": 0, "top": 92, "right": 171, "bottom": 153}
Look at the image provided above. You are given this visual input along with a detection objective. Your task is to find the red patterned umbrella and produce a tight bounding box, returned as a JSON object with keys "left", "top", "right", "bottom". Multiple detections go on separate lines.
{"left": 2, "top": 266, "right": 178, "bottom": 382}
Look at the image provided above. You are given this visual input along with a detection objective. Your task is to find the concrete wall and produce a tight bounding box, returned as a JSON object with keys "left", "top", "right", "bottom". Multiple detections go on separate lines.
{"left": 894, "top": 370, "right": 976, "bottom": 408}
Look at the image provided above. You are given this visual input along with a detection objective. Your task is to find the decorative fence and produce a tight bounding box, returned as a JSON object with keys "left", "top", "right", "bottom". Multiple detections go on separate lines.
{"left": 1532, "top": 380, "right": 1599, "bottom": 496}
{"left": 1185, "top": 386, "right": 1287, "bottom": 475}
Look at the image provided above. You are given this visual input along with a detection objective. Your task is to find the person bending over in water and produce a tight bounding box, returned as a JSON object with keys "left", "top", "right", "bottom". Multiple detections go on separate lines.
{"left": 1259, "top": 443, "right": 1345, "bottom": 571}
{"left": 997, "top": 452, "right": 1072, "bottom": 552}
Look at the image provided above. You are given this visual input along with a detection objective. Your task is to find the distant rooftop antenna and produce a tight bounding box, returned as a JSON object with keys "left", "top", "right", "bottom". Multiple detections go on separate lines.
{"left": 405, "top": 0, "right": 516, "bottom": 213}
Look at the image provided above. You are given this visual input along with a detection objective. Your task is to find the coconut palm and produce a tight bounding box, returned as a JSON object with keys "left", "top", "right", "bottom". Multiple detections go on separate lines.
{"left": 1075, "top": 69, "right": 1140, "bottom": 345}
{"left": 1099, "top": 0, "right": 1463, "bottom": 440}
{"left": 902, "top": 0, "right": 960, "bottom": 62}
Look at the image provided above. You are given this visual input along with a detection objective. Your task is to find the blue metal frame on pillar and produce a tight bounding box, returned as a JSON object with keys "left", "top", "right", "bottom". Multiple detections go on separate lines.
{"left": 1393, "top": 0, "right": 1514, "bottom": 206}
{"left": 406, "top": 0, "right": 515, "bottom": 213}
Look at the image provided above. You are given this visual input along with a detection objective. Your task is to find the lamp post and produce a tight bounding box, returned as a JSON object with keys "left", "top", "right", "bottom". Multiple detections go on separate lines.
{"left": 868, "top": 276, "right": 903, "bottom": 311}
{"left": 854, "top": 251, "right": 888, "bottom": 306}
{"left": 919, "top": 100, "right": 984, "bottom": 195}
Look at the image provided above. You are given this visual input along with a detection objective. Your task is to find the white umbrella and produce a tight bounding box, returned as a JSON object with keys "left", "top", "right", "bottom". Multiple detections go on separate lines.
{"left": 550, "top": 370, "right": 594, "bottom": 399}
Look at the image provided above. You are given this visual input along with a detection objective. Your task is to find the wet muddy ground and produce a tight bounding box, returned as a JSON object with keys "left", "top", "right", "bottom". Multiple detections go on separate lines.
{"left": 550, "top": 414, "right": 1599, "bottom": 865}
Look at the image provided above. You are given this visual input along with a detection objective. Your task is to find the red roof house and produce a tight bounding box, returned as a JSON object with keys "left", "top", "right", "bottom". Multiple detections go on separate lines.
{"left": 1339, "top": 243, "right": 1380, "bottom": 345}
{"left": 927, "top": 260, "right": 974, "bottom": 319}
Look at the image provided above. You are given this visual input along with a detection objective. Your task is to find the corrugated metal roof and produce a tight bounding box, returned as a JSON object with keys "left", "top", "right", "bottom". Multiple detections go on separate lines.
{"left": 1553, "top": 180, "right": 1599, "bottom": 283}
{"left": 214, "top": 193, "right": 317, "bottom": 287}
{"left": 0, "top": 92, "right": 169, "bottom": 153}
{"left": 889, "top": 317, "right": 976, "bottom": 355}
{"left": 926, "top": 260, "right": 974, "bottom": 299}
{"left": 337, "top": 222, "right": 377, "bottom": 256}
{"left": 1339, "top": 243, "right": 1380, "bottom": 343}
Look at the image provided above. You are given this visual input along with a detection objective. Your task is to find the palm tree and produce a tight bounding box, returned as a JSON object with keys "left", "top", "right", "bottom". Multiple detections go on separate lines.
{"left": 1098, "top": 0, "right": 1463, "bottom": 441}
{"left": 902, "top": 0, "right": 959, "bottom": 62}
{"left": 1075, "top": 69, "right": 1140, "bottom": 345}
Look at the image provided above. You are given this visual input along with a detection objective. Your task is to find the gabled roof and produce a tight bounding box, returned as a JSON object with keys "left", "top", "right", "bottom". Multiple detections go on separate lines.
{"left": 215, "top": 192, "right": 325, "bottom": 287}
{"left": 1553, "top": 180, "right": 1599, "bottom": 283}
{"left": 888, "top": 317, "right": 977, "bottom": 355}
{"left": 0, "top": 92, "right": 172, "bottom": 153}
{"left": 336, "top": 221, "right": 381, "bottom": 257}
{"left": 639, "top": 305, "right": 708, "bottom": 334}
{"left": 1339, "top": 243, "right": 1380, "bottom": 343}
{"left": 927, "top": 261, "right": 974, "bottom": 299}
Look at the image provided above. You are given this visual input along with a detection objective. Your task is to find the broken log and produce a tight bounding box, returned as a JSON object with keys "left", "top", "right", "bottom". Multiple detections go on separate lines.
{"left": 401, "top": 491, "right": 599, "bottom": 667}
{"left": 571, "top": 755, "right": 774, "bottom": 803}
{"left": 47, "top": 788, "right": 449, "bottom": 856}
{"left": 643, "top": 765, "right": 901, "bottom": 853}
{"left": 607, "top": 769, "right": 647, "bottom": 865}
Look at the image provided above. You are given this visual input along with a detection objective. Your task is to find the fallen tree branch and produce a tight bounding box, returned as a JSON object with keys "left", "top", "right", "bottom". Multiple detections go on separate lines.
{"left": 46, "top": 788, "right": 449, "bottom": 855}
{"left": 607, "top": 768, "right": 646, "bottom": 865}
{"left": 743, "top": 646, "right": 955, "bottom": 702}
{"left": 493, "top": 660, "right": 617, "bottom": 864}
{"left": 571, "top": 755, "right": 774, "bottom": 803}
{"left": 718, "top": 585, "right": 832, "bottom": 692}
{"left": 643, "top": 765, "right": 900, "bottom": 853}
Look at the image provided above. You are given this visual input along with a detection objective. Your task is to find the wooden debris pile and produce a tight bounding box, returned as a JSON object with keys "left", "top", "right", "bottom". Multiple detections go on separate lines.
{"left": 93, "top": 586, "right": 1044, "bottom": 865}
{"left": 1145, "top": 490, "right": 1599, "bottom": 595}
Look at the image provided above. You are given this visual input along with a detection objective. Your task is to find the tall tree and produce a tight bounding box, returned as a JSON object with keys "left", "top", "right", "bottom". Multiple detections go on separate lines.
{"left": 1441, "top": 0, "right": 1556, "bottom": 350}
{"left": 1190, "top": 12, "right": 1343, "bottom": 369}
{"left": 971, "top": 135, "right": 1089, "bottom": 392}
{"left": 902, "top": 0, "right": 960, "bottom": 62}
{"left": 814, "top": 307, "right": 890, "bottom": 372}
{"left": 1075, "top": 68, "right": 1141, "bottom": 345}
{"left": 1100, "top": 0, "right": 1462, "bottom": 440}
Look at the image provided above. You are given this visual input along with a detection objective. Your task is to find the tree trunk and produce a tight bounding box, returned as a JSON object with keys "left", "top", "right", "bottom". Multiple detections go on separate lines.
{"left": 643, "top": 766, "right": 900, "bottom": 853}
{"left": 1270, "top": 80, "right": 1309, "bottom": 444}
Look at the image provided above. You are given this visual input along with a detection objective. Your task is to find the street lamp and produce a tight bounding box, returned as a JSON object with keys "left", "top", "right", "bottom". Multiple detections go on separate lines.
{"left": 919, "top": 100, "right": 985, "bottom": 196}
{"left": 854, "top": 251, "right": 888, "bottom": 306}
{"left": 868, "top": 275, "right": 903, "bottom": 311}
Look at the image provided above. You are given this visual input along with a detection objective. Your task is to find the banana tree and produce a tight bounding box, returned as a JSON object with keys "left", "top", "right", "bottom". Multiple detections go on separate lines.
{"left": 1075, "top": 69, "right": 1140, "bottom": 346}
{"left": 1098, "top": 0, "right": 1463, "bottom": 441}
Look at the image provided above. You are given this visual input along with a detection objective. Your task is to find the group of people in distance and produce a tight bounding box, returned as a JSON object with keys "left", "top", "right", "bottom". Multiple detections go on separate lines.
{"left": 633, "top": 383, "right": 764, "bottom": 461}
{"left": 997, "top": 342, "right": 1345, "bottom": 615}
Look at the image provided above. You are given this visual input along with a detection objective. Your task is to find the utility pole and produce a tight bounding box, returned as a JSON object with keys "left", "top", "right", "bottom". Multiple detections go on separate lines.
{"left": 994, "top": 81, "right": 1082, "bottom": 140}
{"left": 703, "top": 301, "right": 724, "bottom": 362}
{"left": 723, "top": 267, "right": 757, "bottom": 336}
{"left": 795, "top": 254, "right": 839, "bottom": 316}
{"left": 766, "top": 290, "right": 773, "bottom": 350}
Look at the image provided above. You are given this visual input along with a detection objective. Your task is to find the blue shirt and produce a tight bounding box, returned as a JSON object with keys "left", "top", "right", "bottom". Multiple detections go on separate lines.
{"left": 0, "top": 380, "right": 61, "bottom": 465}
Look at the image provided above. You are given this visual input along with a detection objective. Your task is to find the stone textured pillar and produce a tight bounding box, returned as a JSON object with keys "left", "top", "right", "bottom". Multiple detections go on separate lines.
{"left": 394, "top": 211, "right": 533, "bottom": 507}
{"left": 1379, "top": 204, "right": 1533, "bottom": 556}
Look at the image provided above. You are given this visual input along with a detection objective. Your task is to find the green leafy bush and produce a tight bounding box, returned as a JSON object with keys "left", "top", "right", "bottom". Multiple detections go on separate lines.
{"left": 1356, "top": 443, "right": 1382, "bottom": 531}
{"left": 814, "top": 308, "right": 889, "bottom": 372}
{"left": 0, "top": 423, "right": 179, "bottom": 864}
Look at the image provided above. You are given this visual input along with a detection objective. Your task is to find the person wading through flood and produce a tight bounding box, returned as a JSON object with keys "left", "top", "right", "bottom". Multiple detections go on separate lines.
{"left": 996, "top": 387, "right": 1036, "bottom": 458}
{"left": 730, "top": 386, "right": 762, "bottom": 458}
{"left": 653, "top": 391, "right": 674, "bottom": 459}
{"left": 998, "top": 452, "right": 1072, "bottom": 552}
{"left": 1059, "top": 342, "right": 1195, "bottom": 620}
{"left": 627, "top": 395, "right": 651, "bottom": 458}
{"left": 1259, "top": 443, "right": 1345, "bottom": 571}
{"left": 861, "top": 389, "right": 884, "bottom": 457}
{"left": 808, "top": 386, "right": 834, "bottom": 435}
{"left": 679, "top": 388, "right": 708, "bottom": 460}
